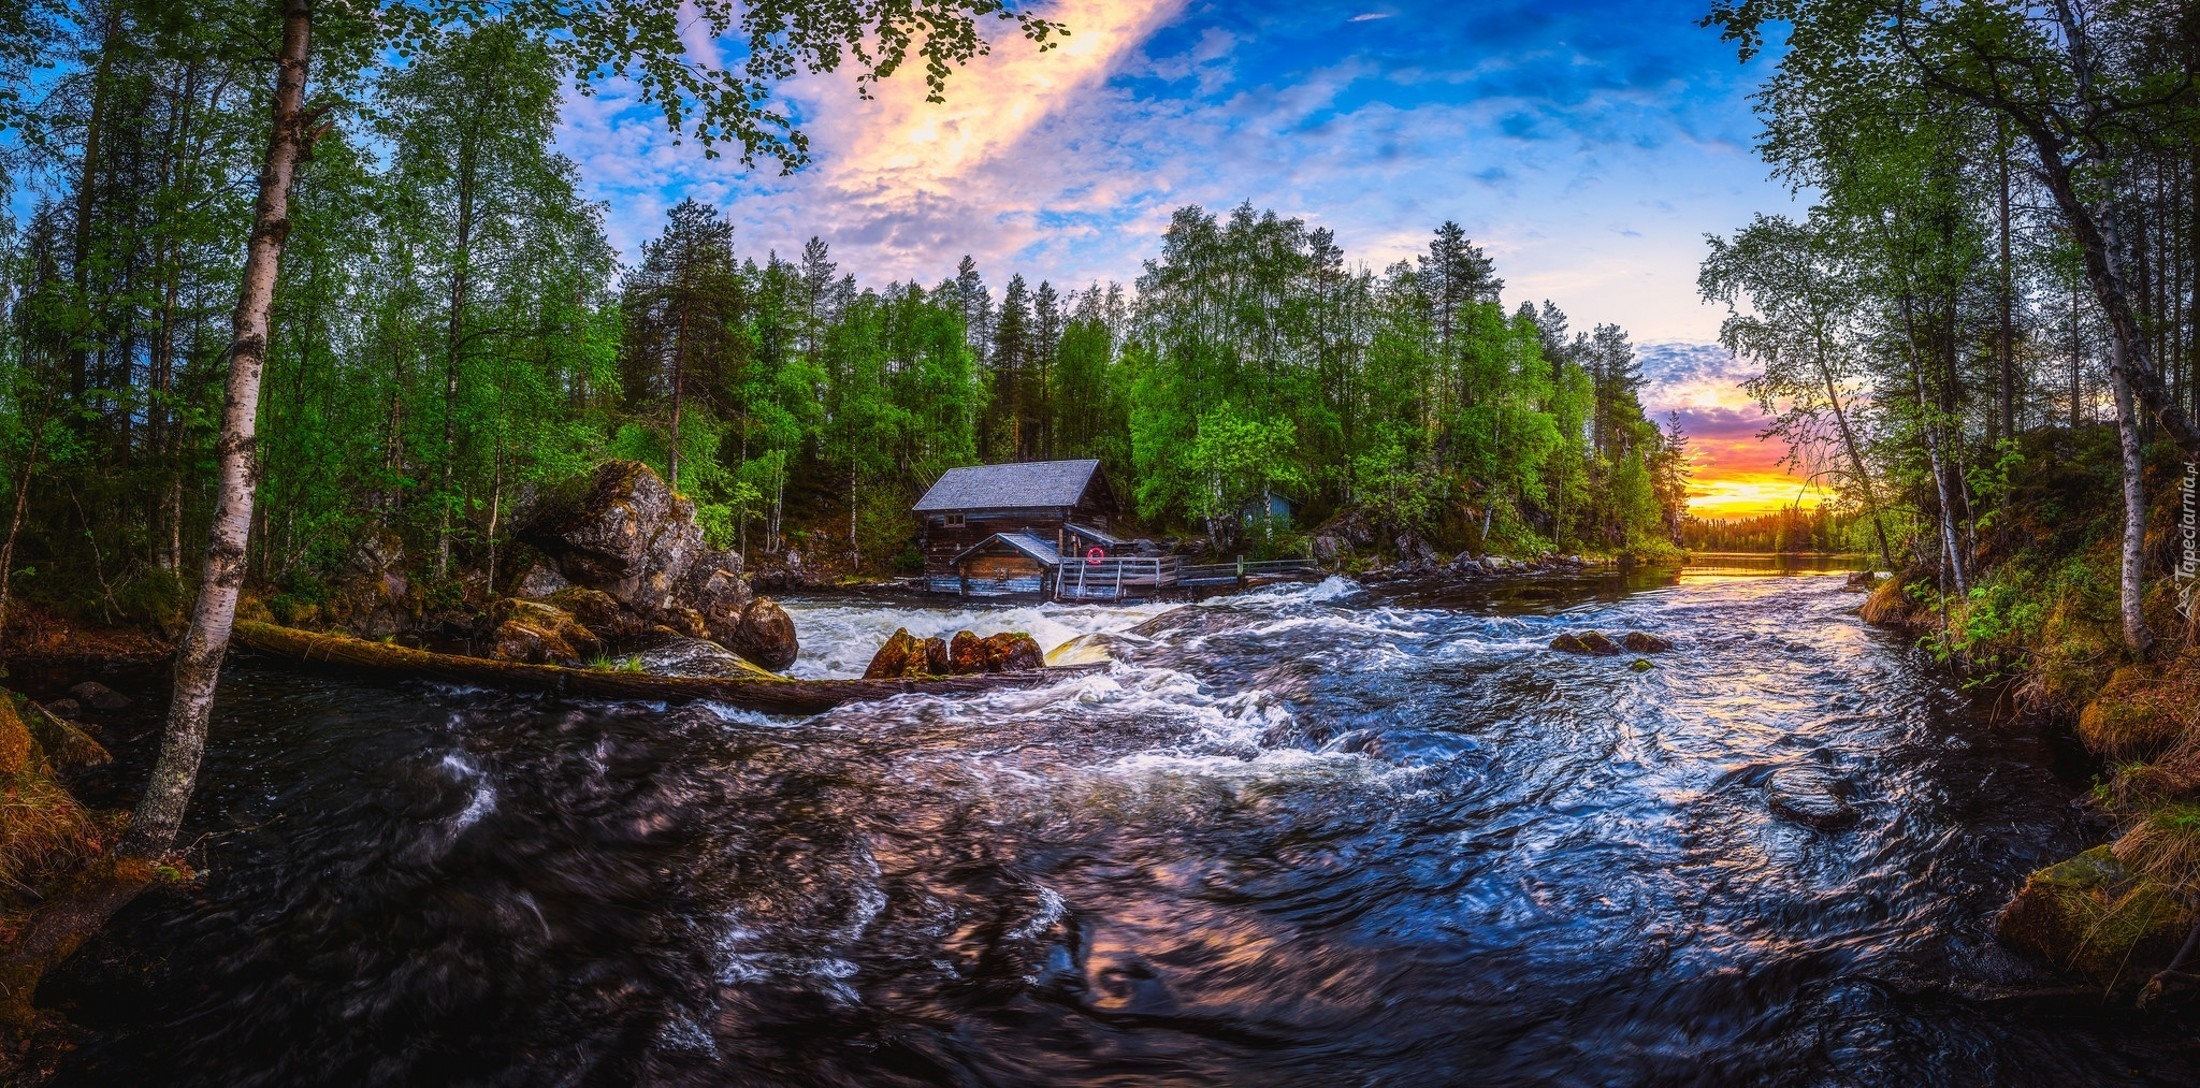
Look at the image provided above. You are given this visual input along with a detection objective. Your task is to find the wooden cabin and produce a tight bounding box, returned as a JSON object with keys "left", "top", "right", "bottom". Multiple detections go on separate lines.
{"left": 913, "top": 459, "right": 1121, "bottom": 594}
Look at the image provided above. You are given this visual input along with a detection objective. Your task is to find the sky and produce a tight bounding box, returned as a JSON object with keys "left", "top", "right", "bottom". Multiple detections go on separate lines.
{"left": 555, "top": 0, "right": 1820, "bottom": 519}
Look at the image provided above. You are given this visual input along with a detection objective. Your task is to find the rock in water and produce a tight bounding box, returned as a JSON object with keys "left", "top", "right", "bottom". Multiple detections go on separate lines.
{"left": 727, "top": 598, "right": 799, "bottom": 671}
{"left": 949, "top": 631, "right": 986, "bottom": 674}
{"left": 67, "top": 681, "right": 130, "bottom": 712}
{"left": 1620, "top": 631, "right": 1673, "bottom": 653}
{"left": 863, "top": 628, "right": 930, "bottom": 680}
{"left": 1549, "top": 632, "right": 1621, "bottom": 655}
{"left": 980, "top": 632, "right": 1046, "bottom": 672}
{"left": 1766, "top": 768, "right": 1860, "bottom": 831}
{"left": 923, "top": 635, "right": 952, "bottom": 676}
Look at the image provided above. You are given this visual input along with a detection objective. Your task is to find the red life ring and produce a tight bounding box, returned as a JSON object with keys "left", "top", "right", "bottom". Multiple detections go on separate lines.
{"left": 1086, "top": 546, "right": 1106, "bottom": 566}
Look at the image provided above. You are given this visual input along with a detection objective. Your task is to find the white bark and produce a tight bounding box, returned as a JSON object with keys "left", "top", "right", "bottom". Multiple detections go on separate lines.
{"left": 121, "top": 0, "right": 315, "bottom": 859}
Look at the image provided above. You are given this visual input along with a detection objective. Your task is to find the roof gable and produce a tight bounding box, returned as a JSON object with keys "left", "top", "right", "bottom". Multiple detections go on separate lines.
{"left": 914, "top": 459, "right": 1102, "bottom": 513}
{"left": 952, "top": 531, "right": 1064, "bottom": 567}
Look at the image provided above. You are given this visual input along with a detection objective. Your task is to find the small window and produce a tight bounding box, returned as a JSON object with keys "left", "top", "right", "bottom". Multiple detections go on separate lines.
{"left": 943, "top": 513, "right": 966, "bottom": 528}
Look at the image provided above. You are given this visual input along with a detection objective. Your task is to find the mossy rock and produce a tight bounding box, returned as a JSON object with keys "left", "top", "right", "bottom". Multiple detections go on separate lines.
{"left": 2076, "top": 666, "right": 2190, "bottom": 761}
{"left": 16, "top": 699, "right": 110, "bottom": 771}
{"left": 1996, "top": 845, "right": 2195, "bottom": 988}
{"left": 1549, "top": 631, "right": 1621, "bottom": 655}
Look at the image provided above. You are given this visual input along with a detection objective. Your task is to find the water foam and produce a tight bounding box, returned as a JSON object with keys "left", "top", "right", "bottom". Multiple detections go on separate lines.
{"left": 778, "top": 596, "right": 1178, "bottom": 678}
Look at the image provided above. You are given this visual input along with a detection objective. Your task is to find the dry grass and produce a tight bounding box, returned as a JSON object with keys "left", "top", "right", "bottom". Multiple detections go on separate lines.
{"left": 2112, "top": 805, "right": 2200, "bottom": 902}
{"left": 1858, "top": 577, "right": 1917, "bottom": 626}
{"left": 0, "top": 777, "right": 102, "bottom": 892}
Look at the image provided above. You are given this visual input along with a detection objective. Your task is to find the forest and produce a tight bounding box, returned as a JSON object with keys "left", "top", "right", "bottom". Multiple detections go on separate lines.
{"left": 0, "top": 10, "right": 1694, "bottom": 647}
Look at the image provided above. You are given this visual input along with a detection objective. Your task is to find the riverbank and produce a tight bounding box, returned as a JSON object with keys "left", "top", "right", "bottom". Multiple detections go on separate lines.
{"left": 1860, "top": 429, "right": 2200, "bottom": 1001}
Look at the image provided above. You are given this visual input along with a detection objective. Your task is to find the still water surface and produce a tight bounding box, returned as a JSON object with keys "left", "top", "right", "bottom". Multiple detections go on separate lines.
{"left": 45, "top": 562, "right": 2200, "bottom": 1085}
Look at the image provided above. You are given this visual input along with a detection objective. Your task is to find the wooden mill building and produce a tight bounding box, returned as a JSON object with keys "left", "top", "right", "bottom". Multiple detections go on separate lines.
{"left": 913, "top": 459, "right": 1124, "bottom": 596}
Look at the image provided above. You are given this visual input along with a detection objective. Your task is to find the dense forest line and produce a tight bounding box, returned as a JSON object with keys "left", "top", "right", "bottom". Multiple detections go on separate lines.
{"left": 0, "top": 8, "right": 1691, "bottom": 644}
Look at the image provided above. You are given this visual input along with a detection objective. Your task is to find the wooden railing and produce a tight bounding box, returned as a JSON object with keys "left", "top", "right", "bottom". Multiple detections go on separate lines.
{"left": 1056, "top": 556, "right": 1180, "bottom": 600}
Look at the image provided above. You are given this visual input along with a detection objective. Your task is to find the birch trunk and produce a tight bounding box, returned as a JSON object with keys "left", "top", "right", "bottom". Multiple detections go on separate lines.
{"left": 121, "top": 0, "right": 315, "bottom": 859}
{"left": 2109, "top": 335, "right": 2156, "bottom": 656}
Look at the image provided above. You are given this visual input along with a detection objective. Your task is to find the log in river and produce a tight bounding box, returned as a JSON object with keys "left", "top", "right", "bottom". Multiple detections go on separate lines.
{"left": 232, "top": 621, "right": 1096, "bottom": 715}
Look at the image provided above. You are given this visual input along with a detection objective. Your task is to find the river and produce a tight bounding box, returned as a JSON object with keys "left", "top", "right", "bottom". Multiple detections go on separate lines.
{"left": 39, "top": 561, "right": 2200, "bottom": 1085}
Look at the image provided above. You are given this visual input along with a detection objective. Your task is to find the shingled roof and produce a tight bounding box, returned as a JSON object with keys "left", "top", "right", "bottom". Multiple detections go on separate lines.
{"left": 913, "top": 459, "right": 1102, "bottom": 513}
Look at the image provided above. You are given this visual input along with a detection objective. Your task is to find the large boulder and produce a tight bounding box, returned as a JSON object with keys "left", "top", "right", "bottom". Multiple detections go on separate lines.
{"left": 726, "top": 598, "right": 799, "bottom": 671}
{"left": 514, "top": 462, "right": 796, "bottom": 671}
{"left": 537, "top": 586, "right": 647, "bottom": 642}
{"left": 516, "top": 460, "right": 704, "bottom": 618}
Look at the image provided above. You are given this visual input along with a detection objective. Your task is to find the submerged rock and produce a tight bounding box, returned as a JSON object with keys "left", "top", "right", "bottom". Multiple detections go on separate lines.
{"left": 1620, "top": 632, "right": 1673, "bottom": 654}
{"left": 1997, "top": 845, "right": 2195, "bottom": 988}
{"left": 21, "top": 700, "right": 111, "bottom": 770}
{"left": 67, "top": 682, "right": 130, "bottom": 712}
{"left": 1766, "top": 768, "right": 1860, "bottom": 831}
{"left": 1549, "top": 631, "right": 1621, "bottom": 655}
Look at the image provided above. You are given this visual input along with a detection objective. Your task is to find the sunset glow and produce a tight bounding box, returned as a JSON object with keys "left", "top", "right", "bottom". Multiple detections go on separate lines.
{"left": 1637, "top": 344, "right": 1815, "bottom": 520}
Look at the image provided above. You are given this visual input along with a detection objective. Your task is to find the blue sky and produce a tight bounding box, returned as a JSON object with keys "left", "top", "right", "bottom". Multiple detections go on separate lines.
{"left": 556, "top": 0, "right": 1811, "bottom": 509}
{"left": 561, "top": 0, "right": 1799, "bottom": 345}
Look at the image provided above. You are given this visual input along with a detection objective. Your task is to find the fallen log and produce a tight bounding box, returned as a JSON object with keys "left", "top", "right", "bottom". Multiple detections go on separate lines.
{"left": 232, "top": 622, "right": 1096, "bottom": 716}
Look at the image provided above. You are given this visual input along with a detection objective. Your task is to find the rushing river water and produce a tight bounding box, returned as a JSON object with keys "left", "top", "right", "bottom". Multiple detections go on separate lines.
{"left": 40, "top": 563, "right": 2200, "bottom": 1085}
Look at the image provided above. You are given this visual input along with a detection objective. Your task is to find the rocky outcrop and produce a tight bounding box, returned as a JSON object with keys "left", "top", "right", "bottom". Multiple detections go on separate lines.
{"left": 1997, "top": 846, "right": 2195, "bottom": 989}
{"left": 516, "top": 460, "right": 702, "bottom": 614}
{"left": 511, "top": 461, "right": 797, "bottom": 671}
{"left": 486, "top": 598, "right": 605, "bottom": 667}
{"left": 865, "top": 629, "right": 1046, "bottom": 680}
{"left": 1620, "top": 632, "right": 1673, "bottom": 653}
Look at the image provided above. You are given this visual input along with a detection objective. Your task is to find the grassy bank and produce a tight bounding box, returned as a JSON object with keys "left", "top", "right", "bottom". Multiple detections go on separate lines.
{"left": 1862, "top": 425, "right": 2200, "bottom": 998}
